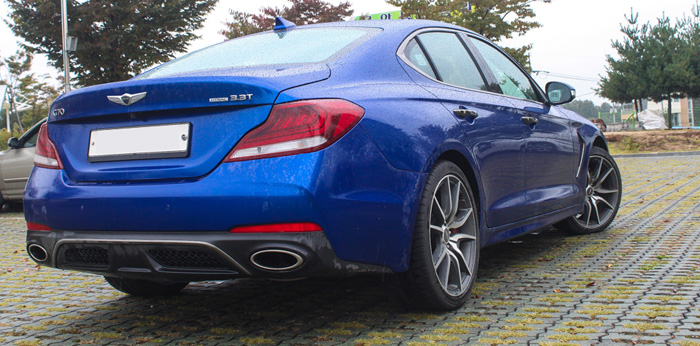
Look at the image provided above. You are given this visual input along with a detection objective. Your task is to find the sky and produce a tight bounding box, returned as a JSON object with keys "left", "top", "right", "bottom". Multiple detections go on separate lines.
{"left": 1, "top": 0, "right": 698, "bottom": 105}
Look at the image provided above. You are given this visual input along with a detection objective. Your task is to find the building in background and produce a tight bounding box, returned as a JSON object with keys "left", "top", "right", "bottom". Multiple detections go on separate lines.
{"left": 647, "top": 97, "right": 699, "bottom": 128}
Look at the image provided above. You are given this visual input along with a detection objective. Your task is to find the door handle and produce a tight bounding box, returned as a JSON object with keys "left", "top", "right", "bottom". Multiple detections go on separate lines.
{"left": 521, "top": 116, "right": 539, "bottom": 125}
{"left": 453, "top": 109, "right": 479, "bottom": 118}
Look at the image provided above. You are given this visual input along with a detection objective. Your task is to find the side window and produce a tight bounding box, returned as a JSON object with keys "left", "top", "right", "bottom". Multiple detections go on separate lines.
{"left": 469, "top": 38, "right": 539, "bottom": 101}
{"left": 23, "top": 131, "right": 38, "bottom": 148}
{"left": 405, "top": 39, "right": 436, "bottom": 79}
{"left": 415, "top": 32, "right": 487, "bottom": 91}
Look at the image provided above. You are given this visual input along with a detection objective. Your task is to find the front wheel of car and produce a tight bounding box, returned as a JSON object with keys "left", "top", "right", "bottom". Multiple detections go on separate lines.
{"left": 104, "top": 276, "right": 189, "bottom": 296}
{"left": 399, "top": 161, "right": 479, "bottom": 311}
{"left": 556, "top": 146, "right": 622, "bottom": 235}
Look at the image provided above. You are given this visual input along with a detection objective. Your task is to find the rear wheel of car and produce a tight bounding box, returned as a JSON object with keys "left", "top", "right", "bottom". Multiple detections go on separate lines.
{"left": 399, "top": 161, "right": 479, "bottom": 311}
{"left": 556, "top": 146, "right": 621, "bottom": 235}
{"left": 104, "top": 276, "right": 188, "bottom": 296}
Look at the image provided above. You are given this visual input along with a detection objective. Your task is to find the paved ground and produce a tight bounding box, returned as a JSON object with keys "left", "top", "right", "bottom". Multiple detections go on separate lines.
{"left": 1, "top": 155, "right": 700, "bottom": 346}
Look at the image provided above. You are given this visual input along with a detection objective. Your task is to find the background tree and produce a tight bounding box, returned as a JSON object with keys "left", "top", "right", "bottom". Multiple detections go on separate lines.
{"left": 0, "top": 50, "right": 59, "bottom": 149}
{"left": 562, "top": 100, "right": 615, "bottom": 119}
{"left": 562, "top": 99, "right": 597, "bottom": 119}
{"left": 599, "top": 7, "right": 700, "bottom": 129}
{"left": 597, "top": 9, "right": 649, "bottom": 115}
{"left": 0, "top": 50, "right": 33, "bottom": 134}
{"left": 678, "top": 7, "right": 700, "bottom": 100}
{"left": 385, "top": 0, "right": 551, "bottom": 71}
{"left": 221, "top": 0, "right": 353, "bottom": 40}
{"left": 6, "top": 0, "right": 218, "bottom": 87}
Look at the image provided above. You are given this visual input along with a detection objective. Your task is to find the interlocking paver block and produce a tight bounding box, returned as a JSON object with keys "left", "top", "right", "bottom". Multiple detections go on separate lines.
{"left": 2, "top": 155, "right": 700, "bottom": 345}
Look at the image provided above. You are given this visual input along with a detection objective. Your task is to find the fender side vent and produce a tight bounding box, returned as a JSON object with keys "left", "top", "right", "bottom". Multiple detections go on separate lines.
{"left": 576, "top": 133, "right": 586, "bottom": 179}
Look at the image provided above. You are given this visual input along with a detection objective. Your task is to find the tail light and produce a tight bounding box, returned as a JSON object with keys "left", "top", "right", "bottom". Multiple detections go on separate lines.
{"left": 224, "top": 99, "right": 364, "bottom": 162}
{"left": 34, "top": 123, "right": 64, "bottom": 169}
{"left": 229, "top": 222, "right": 322, "bottom": 233}
{"left": 27, "top": 222, "right": 51, "bottom": 231}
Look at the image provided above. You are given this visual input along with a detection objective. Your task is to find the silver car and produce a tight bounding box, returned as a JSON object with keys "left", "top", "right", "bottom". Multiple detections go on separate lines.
{"left": 0, "top": 119, "right": 46, "bottom": 207}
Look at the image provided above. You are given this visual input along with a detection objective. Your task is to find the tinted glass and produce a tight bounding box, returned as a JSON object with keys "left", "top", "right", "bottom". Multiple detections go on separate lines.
{"left": 417, "top": 32, "right": 486, "bottom": 91}
{"left": 23, "top": 131, "right": 38, "bottom": 148}
{"left": 470, "top": 38, "right": 539, "bottom": 101}
{"left": 405, "top": 39, "right": 436, "bottom": 79}
{"left": 138, "top": 28, "right": 377, "bottom": 79}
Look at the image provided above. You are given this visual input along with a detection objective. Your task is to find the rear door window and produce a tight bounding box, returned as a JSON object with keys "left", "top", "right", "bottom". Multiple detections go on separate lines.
{"left": 411, "top": 32, "right": 487, "bottom": 91}
{"left": 405, "top": 39, "right": 436, "bottom": 79}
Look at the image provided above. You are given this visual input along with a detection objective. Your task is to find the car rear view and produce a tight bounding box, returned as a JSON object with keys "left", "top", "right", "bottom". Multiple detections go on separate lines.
{"left": 24, "top": 24, "right": 409, "bottom": 296}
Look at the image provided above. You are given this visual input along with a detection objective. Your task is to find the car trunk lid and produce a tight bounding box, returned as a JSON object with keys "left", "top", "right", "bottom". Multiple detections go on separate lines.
{"left": 48, "top": 65, "right": 329, "bottom": 182}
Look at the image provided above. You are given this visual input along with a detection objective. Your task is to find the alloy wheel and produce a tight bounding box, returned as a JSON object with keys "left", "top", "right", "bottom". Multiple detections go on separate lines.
{"left": 574, "top": 154, "right": 621, "bottom": 229}
{"left": 428, "top": 174, "right": 478, "bottom": 296}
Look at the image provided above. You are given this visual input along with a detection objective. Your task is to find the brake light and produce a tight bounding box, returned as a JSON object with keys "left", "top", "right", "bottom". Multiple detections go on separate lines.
{"left": 224, "top": 99, "right": 364, "bottom": 162}
{"left": 34, "top": 123, "right": 64, "bottom": 169}
{"left": 229, "top": 222, "right": 323, "bottom": 233}
{"left": 27, "top": 222, "right": 51, "bottom": 231}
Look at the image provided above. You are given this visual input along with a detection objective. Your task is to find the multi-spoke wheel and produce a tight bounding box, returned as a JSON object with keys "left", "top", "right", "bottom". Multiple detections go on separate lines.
{"left": 556, "top": 147, "right": 621, "bottom": 235}
{"left": 398, "top": 161, "right": 479, "bottom": 311}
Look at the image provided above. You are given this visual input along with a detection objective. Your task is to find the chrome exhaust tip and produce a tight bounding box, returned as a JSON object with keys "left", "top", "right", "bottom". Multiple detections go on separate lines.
{"left": 250, "top": 249, "right": 304, "bottom": 271}
{"left": 27, "top": 244, "right": 48, "bottom": 263}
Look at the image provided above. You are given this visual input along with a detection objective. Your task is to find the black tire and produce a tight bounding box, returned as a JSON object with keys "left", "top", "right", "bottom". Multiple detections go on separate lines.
{"left": 104, "top": 276, "right": 188, "bottom": 296}
{"left": 398, "top": 161, "right": 480, "bottom": 311}
{"left": 556, "top": 146, "right": 622, "bottom": 235}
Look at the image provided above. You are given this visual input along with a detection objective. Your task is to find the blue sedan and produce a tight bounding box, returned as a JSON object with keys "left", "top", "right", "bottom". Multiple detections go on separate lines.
{"left": 25, "top": 18, "right": 621, "bottom": 310}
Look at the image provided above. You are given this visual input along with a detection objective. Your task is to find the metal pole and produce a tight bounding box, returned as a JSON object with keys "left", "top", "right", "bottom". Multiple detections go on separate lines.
{"left": 61, "top": 0, "right": 70, "bottom": 93}
{"left": 1, "top": 86, "right": 7, "bottom": 133}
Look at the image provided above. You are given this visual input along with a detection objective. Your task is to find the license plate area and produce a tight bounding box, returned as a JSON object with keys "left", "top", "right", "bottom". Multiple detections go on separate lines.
{"left": 88, "top": 123, "right": 191, "bottom": 163}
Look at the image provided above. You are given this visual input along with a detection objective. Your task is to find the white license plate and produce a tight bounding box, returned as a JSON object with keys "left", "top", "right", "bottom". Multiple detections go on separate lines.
{"left": 88, "top": 123, "right": 191, "bottom": 162}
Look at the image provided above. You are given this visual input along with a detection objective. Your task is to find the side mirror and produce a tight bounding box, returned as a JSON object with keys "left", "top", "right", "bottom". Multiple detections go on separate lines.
{"left": 546, "top": 82, "right": 576, "bottom": 105}
{"left": 7, "top": 137, "right": 20, "bottom": 149}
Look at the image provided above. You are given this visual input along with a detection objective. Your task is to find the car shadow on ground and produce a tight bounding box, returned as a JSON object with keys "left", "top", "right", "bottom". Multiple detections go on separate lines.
{"left": 43, "top": 228, "right": 571, "bottom": 344}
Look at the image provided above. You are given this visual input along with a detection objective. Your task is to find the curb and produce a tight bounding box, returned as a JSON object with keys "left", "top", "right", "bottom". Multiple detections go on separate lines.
{"left": 613, "top": 151, "right": 700, "bottom": 158}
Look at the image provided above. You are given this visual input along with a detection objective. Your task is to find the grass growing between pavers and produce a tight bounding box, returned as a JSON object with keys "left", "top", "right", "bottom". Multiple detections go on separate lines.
{"left": 1, "top": 156, "right": 700, "bottom": 345}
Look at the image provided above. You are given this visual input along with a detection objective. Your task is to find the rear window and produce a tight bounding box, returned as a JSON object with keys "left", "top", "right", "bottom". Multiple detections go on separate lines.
{"left": 137, "top": 27, "right": 379, "bottom": 79}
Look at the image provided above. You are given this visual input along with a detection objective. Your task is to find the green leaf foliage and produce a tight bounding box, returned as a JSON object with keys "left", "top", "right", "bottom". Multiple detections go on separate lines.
{"left": 6, "top": 0, "right": 218, "bottom": 87}
{"left": 220, "top": 0, "right": 353, "bottom": 40}
{"left": 598, "top": 7, "right": 700, "bottom": 129}
{"left": 1, "top": 50, "right": 57, "bottom": 139}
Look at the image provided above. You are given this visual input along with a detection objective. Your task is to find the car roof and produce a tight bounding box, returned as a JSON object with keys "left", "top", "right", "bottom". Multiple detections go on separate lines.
{"left": 278, "top": 18, "right": 480, "bottom": 37}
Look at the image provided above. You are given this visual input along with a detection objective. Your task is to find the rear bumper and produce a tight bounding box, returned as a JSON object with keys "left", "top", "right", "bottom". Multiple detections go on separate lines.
{"left": 26, "top": 229, "right": 390, "bottom": 281}
{"left": 24, "top": 128, "right": 426, "bottom": 273}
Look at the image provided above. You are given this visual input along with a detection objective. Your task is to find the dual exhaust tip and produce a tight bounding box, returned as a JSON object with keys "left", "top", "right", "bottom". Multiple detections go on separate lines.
{"left": 27, "top": 244, "right": 48, "bottom": 263}
{"left": 28, "top": 244, "right": 305, "bottom": 272}
{"left": 250, "top": 249, "right": 304, "bottom": 272}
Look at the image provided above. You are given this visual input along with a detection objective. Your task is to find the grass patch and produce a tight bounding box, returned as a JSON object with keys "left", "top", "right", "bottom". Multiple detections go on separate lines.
{"left": 623, "top": 322, "right": 664, "bottom": 332}
{"left": 420, "top": 334, "right": 460, "bottom": 341}
{"left": 316, "top": 328, "right": 353, "bottom": 336}
{"left": 354, "top": 337, "right": 392, "bottom": 345}
{"left": 331, "top": 321, "right": 368, "bottom": 329}
{"left": 485, "top": 331, "right": 526, "bottom": 338}
{"left": 456, "top": 315, "right": 491, "bottom": 322}
{"left": 548, "top": 334, "right": 589, "bottom": 341}
{"left": 577, "top": 304, "right": 618, "bottom": 318}
{"left": 367, "top": 332, "right": 402, "bottom": 338}
{"left": 563, "top": 320, "right": 604, "bottom": 327}
{"left": 477, "top": 338, "right": 517, "bottom": 345}
{"left": 239, "top": 337, "right": 275, "bottom": 344}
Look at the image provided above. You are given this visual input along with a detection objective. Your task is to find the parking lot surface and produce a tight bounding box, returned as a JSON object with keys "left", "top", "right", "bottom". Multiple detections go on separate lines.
{"left": 1, "top": 155, "right": 700, "bottom": 346}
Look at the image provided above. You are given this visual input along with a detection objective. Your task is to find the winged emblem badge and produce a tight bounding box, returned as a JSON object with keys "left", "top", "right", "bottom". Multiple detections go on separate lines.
{"left": 107, "top": 92, "right": 147, "bottom": 106}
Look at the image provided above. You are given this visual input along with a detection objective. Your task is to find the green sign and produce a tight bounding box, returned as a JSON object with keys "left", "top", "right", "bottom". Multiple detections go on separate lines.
{"left": 354, "top": 11, "right": 411, "bottom": 21}
{"left": 354, "top": 3, "right": 475, "bottom": 21}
